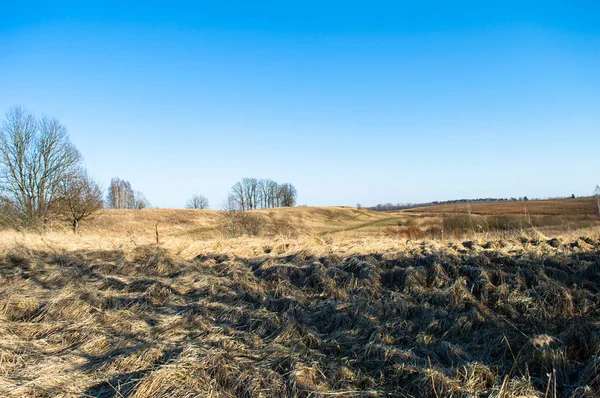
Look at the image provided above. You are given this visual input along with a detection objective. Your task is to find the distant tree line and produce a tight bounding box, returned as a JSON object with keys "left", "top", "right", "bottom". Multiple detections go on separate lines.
{"left": 226, "top": 178, "right": 297, "bottom": 211}
{"left": 368, "top": 196, "right": 539, "bottom": 212}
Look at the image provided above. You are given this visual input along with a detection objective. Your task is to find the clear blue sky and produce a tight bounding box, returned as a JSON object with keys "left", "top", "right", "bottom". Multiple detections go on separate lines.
{"left": 1, "top": 1, "right": 599, "bottom": 208}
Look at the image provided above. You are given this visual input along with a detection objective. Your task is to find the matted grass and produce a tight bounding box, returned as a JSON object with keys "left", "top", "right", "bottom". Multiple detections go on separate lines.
{"left": 1, "top": 228, "right": 600, "bottom": 397}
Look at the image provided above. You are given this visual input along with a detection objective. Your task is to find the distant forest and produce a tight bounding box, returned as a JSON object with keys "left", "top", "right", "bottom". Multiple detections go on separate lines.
{"left": 368, "top": 195, "right": 578, "bottom": 212}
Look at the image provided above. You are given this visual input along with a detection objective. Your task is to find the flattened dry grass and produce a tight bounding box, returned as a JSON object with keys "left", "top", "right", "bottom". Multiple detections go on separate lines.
{"left": 0, "top": 231, "right": 599, "bottom": 397}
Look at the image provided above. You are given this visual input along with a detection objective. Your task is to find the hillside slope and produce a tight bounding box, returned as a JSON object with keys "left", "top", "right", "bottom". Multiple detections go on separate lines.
{"left": 76, "top": 206, "right": 393, "bottom": 238}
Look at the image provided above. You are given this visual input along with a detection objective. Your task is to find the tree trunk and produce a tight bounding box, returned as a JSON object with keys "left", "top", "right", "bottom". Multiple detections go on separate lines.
{"left": 72, "top": 218, "right": 79, "bottom": 234}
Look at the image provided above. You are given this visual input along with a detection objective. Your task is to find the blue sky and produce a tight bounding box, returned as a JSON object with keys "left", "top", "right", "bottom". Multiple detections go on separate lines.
{"left": 1, "top": 1, "right": 599, "bottom": 208}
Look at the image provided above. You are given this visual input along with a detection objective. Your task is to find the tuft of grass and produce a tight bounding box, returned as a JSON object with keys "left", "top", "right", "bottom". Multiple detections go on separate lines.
{"left": 1, "top": 296, "right": 40, "bottom": 321}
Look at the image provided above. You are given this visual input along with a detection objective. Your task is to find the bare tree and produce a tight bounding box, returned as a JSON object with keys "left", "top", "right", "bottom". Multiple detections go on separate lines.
{"left": 227, "top": 178, "right": 297, "bottom": 210}
{"left": 230, "top": 181, "right": 247, "bottom": 211}
{"left": 279, "top": 183, "right": 297, "bottom": 207}
{"left": 258, "top": 179, "right": 267, "bottom": 209}
{"left": 244, "top": 178, "right": 259, "bottom": 210}
{"left": 221, "top": 178, "right": 297, "bottom": 236}
{"left": 107, "top": 178, "right": 148, "bottom": 209}
{"left": 186, "top": 194, "right": 209, "bottom": 209}
{"left": 0, "top": 106, "right": 81, "bottom": 227}
{"left": 267, "top": 179, "right": 280, "bottom": 207}
{"left": 133, "top": 191, "right": 150, "bottom": 210}
{"left": 57, "top": 168, "right": 103, "bottom": 233}
{"left": 107, "top": 178, "right": 134, "bottom": 209}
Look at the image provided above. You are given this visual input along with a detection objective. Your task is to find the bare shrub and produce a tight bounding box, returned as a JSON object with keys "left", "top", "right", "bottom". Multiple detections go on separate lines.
{"left": 57, "top": 168, "right": 104, "bottom": 233}
{"left": 403, "top": 225, "right": 425, "bottom": 239}
{"left": 0, "top": 195, "right": 20, "bottom": 229}
{"left": 425, "top": 225, "right": 444, "bottom": 239}
{"left": 442, "top": 214, "right": 474, "bottom": 237}
{"left": 219, "top": 210, "right": 266, "bottom": 237}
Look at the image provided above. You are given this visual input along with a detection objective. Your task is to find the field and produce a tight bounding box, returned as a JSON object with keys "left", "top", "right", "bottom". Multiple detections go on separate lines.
{"left": 1, "top": 199, "right": 600, "bottom": 397}
{"left": 406, "top": 198, "right": 598, "bottom": 216}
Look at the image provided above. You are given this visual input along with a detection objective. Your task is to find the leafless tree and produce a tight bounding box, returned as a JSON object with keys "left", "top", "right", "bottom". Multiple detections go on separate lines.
{"left": 186, "top": 194, "right": 209, "bottom": 209}
{"left": 107, "top": 178, "right": 134, "bottom": 209}
{"left": 230, "top": 181, "right": 247, "bottom": 211}
{"left": 133, "top": 191, "right": 150, "bottom": 210}
{"left": 221, "top": 178, "right": 297, "bottom": 236}
{"left": 107, "top": 178, "right": 148, "bottom": 209}
{"left": 245, "top": 178, "right": 259, "bottom": 210}
{"left": 227, "top": 178, "right": 297, "bottom": 210}
{"left": 278, "top": 183, "right": 297, "bottom": 207}
{"left": 57, "top": 168, "right": 103, "bottom": 233}
{"left": 0, "top": 106, "right": 81, "bottom": 227}
{"left": 265, "top": 179, "right": 280, "bottom": 208}
{"left": 258, "top": 179, "right": 267, "bottom": 209}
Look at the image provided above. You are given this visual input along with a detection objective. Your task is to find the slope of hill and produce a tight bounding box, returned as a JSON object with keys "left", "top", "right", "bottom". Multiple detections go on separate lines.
{"left": 77, "top": 206, "right": 392, "bottom": 237}
{"left": 1, "top": 200, "right": 597, "bottom": 255}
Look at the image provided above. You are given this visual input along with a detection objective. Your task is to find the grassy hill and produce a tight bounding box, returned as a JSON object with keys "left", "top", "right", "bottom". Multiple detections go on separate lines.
{"left": 78, "top": 206, "right": 395, "bottom": 238}
{"left": 19, "top": 198, "right": 597, "bottom": 249}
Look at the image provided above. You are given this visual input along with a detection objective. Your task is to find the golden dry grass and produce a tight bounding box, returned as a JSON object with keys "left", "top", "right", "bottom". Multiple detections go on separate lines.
{"left": 34, "top": 199, "right": 600, "bottom": 245}
{"left": 1, "top": 204, "right": 600, "bottom": 397}
{"left": 71, "top": 206, "right": 390, "bottom": 238}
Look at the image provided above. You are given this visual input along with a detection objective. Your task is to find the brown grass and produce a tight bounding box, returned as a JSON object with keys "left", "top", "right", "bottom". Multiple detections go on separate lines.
{"left": 0, "top": 203, "right": 599, "bottom": 397}
{"left": 32, "top": 200, "right": 597, "bottom": 245}
{"left": 0, "top": 227, "right": 599, "bottom": 397}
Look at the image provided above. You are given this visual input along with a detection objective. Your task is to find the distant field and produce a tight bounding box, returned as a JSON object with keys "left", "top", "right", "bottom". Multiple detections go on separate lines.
{"left": 405, "top": 197, "right": 597, "bottom": 215}
{"left": 37, "top": 198, "right": 598, "bottom": 245}
{"left": 73, "top": 206, "right": 399, "bottom": 240}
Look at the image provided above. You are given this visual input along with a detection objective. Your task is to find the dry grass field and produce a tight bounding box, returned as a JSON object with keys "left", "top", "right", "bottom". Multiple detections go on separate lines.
{"left": 1, "top": 199, "right": 600, "bottom": 397}
{"left": 405, "top": 198, "right": 598, "bottom": 216}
